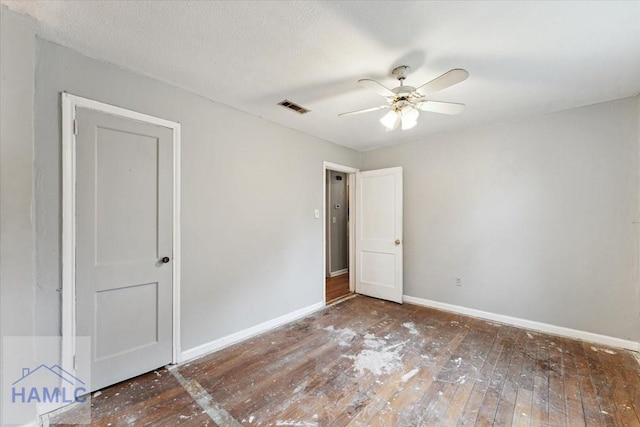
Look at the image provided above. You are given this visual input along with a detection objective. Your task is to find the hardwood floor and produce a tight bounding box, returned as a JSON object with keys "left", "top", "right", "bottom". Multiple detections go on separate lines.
{"left": 326, "top": 273, "right": 351, "bottom": 303}
{"left": 51, "top": 296, "right": 640, "bottom": 426}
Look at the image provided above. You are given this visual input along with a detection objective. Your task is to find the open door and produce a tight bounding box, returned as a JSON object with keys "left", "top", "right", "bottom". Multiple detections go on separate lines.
{"left": 355, "top": 167, "right": 403, "bottom": 303}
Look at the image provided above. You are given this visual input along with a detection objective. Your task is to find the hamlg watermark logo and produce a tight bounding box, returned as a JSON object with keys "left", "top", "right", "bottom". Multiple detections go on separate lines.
{"left": 11, "top": 364, "right": 87, "bottom": 405}
{"left": 2, "top": 336, "right": 92, "bottom": 425}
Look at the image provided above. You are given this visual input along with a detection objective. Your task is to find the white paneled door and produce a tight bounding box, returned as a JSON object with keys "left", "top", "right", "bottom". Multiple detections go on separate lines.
{"left": 355, "top": 167, "right": 403, "bottom": 303}
{"left": 75, "top": 107, "right": 174, "bottom": 391}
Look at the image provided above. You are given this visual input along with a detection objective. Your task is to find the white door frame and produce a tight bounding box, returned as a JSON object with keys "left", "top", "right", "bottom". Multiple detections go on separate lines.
{"left": 61, "top": 93, "right": 182, "bottom": 381}
{"left": 323, "top": 161, "right": 358, "bottom": 302}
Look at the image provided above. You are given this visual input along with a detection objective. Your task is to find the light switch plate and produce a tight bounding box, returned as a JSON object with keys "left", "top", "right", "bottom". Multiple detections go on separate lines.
{"left": 314, "top": 209, "right": 320, "bottom": 219}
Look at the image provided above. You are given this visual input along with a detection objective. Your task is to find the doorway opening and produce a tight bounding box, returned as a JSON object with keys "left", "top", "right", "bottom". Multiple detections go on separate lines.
{"left": 323, "top": 162, "right": 357, "bottom": 304}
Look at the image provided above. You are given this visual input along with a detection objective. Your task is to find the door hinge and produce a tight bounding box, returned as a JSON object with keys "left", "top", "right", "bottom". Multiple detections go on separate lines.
{"left": 73, "top": 355, "right": 77, "bottom": 370}
{"left": 73, "top": 119, "right": 78, "bottom": 135}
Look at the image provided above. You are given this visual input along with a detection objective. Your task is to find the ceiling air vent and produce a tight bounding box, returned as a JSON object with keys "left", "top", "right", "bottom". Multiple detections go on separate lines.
{"left": 278, "top": 99, "right": 310, "bottom": 115}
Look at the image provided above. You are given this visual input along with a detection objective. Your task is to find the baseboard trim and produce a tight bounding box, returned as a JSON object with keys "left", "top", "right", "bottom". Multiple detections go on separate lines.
{"left": 403, "top": 295, "right": 640, "bottom": 352}
{"left": 180, "top": 302, "right": 324, "bottom": 362}
{"left": 329, "top": 269, "right": 348, "bottom": 278}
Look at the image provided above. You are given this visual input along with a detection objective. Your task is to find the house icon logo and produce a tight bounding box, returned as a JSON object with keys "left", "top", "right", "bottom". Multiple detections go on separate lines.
{"left": 11, "top": 364, "right": 88, "bottom": 404}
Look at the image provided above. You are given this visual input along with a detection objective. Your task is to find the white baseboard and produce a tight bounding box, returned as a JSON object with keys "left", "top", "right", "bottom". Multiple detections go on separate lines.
{"left": 403, "top": 295, "right": 640, "bottom": 352}
{"left": 329, "top": 268, "right": 348, "bottom": 278}
{"left": 180, "top": 302, "right": 324, "bottom": 362}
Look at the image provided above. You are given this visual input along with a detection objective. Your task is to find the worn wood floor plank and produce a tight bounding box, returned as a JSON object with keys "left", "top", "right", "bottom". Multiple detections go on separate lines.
{"left": 562, "top": 337, "right": 587, "bottom": 426}
{"left": 494, "top": 329, "right": 527, "bottom": 425}
{"left": 512, "top": 386, "right": 533, "bottom": 426}
{"left": 436, "top": 326, "right": 496, "bottom": 426}
{"left": 570, "top": 339, "right": 603, "bottom": 427}
{"left": 51, "top": 296, "right": 640, "bottom": 427}
{"left": 457, "top": 324, "right": 518, "bottom": 426}
{"left": 548, "top": 338, "right": 568, "bottom": 427}
{"left": 475, "top": 326, "right": 520, "bottom": 426}
{"left": 582, "top": 341, "right": 624, "bottom": 426}
{"left": 599, "top": 344, "right": 640, "bottom": 426}
{"left": 530, "top": 332, "right": 550, "bottom": 427}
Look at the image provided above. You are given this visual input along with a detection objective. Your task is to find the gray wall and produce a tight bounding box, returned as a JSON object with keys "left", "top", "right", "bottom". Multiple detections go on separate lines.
{"left": 327, "top": 171, "right": 348, "bottom": 274}
{"left": 33, "top": 39, "right": 360, "bottom": 352}
{"left": 0, "top": 7, "right": 37, "bottom": 419}
{"left": 362, "top": 96, "right": 640, "bottom": 341}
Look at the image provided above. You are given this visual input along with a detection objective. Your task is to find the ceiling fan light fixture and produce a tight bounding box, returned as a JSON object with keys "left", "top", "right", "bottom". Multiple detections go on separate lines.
{"left": 380, "top": 110, "right": 400, "bottom": 130}
{"left": 400, "top": 105, "right": 419, "bottom": 122}
{"left": 392, "top": 104, "right": 418, "bottom": 130}
{"left": 401, "top": 117, "right": 418, "bottom": 130}
{"left": 380, "top": 105, "right": 419, "bottom": 131}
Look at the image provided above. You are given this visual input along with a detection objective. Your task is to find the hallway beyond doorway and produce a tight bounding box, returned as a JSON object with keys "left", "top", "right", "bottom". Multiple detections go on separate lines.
{"left": 326, "top": 273, "right": 351, "bottom": 304}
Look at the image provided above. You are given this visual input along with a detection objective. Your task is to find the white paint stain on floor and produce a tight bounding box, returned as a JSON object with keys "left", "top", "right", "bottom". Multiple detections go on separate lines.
{"left": 275, "top": 420, "right": 317, "bottom": 426}
{"left": 453, "top": 357, "right": 462, "bottom": 368}
{"left": 364, "top": 334, "right": 386, "bottom": 349}
{"left": 346, "top": 341, "right": 408, "bottom": 376}
{"left": 401, "top": 368, "right": 419, "bottom": 382}
{"left": 590, "top": 346, "right": 617, "bottom": 355}
{"left": 323, "top": 326, "right": 356, "bottom": 346}
{"left": 402, "top": 322, "right": 419, "bottom": 335}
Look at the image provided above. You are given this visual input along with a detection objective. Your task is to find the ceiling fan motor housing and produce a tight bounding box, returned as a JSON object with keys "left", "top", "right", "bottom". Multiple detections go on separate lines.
{"left": 392, "top": 86, "right": 417, "bottom": 98}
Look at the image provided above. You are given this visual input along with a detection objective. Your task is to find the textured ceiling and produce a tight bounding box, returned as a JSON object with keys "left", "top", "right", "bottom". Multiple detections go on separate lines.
{"left": 3, "top": 1, "right": 640, "bottom": 151}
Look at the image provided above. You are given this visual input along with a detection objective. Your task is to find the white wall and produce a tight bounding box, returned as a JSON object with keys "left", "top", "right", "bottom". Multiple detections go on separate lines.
{"left": 0, "top": 6, "right": 37, "bottom": 420}
{"left": 362, "top": 96, "right": 640, "bottom": 342}
{"left": 33, "top": 39, "right": 360, "bottom": 353}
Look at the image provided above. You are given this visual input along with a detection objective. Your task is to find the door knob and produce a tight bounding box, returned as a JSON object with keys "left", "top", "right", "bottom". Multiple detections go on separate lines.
{"left": 161, "top": 256, "right": 170, "bottom": 263}
{"left": 395, "top": 239, "right": 401, "bottom": 246}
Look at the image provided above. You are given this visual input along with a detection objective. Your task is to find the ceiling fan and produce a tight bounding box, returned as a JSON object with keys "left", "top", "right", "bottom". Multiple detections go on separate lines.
{"left": 339, "top": 65, "right": 469, "bottom": 130}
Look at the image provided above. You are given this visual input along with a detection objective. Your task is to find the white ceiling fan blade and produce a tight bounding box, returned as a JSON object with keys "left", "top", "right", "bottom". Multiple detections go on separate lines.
{"left": 358, "top": 79, "right": 395, "bottom": 97}
{"left": 416, "top": 69, "right": 469, "bottom": 95}
{"left": 338, "top": 105, "right": 389, "bottom": 117}
{"left": 417, "top": 101, "right": 466, "bottom": 115}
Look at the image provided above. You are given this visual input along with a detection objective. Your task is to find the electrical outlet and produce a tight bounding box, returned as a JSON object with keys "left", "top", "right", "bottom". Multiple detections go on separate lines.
{"left": 455, "top": 277, "right": 461, "bottom": 287}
